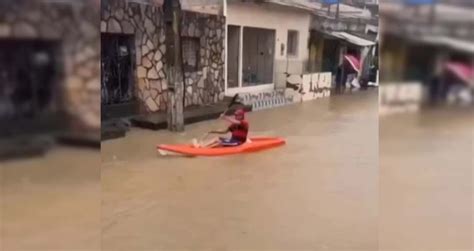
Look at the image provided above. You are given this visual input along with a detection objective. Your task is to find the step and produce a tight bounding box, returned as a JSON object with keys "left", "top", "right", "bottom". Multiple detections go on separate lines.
{"left": 57, "top": 130, "right": 101, "bottom": 148}
{"left": 101, "top": 119, "right": 130, "bottom": 141}
{"left": 0, "top": 136, "right": 53, "bottom": 161}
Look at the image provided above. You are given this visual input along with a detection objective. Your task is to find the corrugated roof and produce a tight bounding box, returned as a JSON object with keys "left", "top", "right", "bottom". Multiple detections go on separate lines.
{"left": 418, "top": 35, "right": 474, "bottom": 54}
{"left": 329, "top": 31, "right": 376, "bottom": 46}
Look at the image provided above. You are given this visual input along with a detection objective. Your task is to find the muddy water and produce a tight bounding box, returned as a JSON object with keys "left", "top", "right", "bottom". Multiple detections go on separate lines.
{"left": 101, "top": 90, "right": 379, "bottom": 250}
{"left": 0, "top": 148, "right": 101, "bottom": 250}
{"left": 1, "top": 90, "right": 470, "bottom": 251}
{"left": 379, "top": 109, "right": 473, "bottom": 251}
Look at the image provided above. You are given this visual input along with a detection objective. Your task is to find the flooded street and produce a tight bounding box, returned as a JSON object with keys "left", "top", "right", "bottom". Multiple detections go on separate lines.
{"left": 379, "top": 109, "right": 473, "bottom": 251}
{"left": 101, "top": 90, "right": 379, "bottom": 250}
{"left": 0, "top": 148, "right": 101, "bottom": 250}
{"left": 2, "top": 89, "right": 470, "bottom": 250}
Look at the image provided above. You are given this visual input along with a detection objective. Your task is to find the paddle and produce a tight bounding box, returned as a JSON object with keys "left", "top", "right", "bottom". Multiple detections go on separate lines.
{"left": 222, "top": 93, "right": 242, "bottom": 116}
{"left": 196, "top": 93, "right": 242, "bottom": 145}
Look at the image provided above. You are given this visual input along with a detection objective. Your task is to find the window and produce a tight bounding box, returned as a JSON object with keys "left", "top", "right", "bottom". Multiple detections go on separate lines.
{"left": 287, "top": 30, "right": 299, "bottom": 57}
{"left": 182, "top": 37, "right": 200, "bottom": 72}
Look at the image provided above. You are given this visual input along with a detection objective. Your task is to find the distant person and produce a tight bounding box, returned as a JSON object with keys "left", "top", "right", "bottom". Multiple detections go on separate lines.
{"left": 334, "top": 64, "right": 345, "bottom": 94}
{"left": 194, "top": 109, "right": 249, "bottom": 148}
{"left": 427, "top": 74, "right": 442, "bottom": 106}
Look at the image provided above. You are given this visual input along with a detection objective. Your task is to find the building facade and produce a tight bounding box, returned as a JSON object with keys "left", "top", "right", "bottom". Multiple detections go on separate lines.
{"left": 0, "top": 0, "right": 100, "bottom": 140}
{"left": 379, "top": 1, "right": 474, "bottom": 111}
{"left": 224, "top": 0, "right": 335, "bottom": 109}
{"left": 101, "top": 0, "right": 226, "bottom": 120}
{"left": 225, "top": 0, "right": 314, "bottom": 95}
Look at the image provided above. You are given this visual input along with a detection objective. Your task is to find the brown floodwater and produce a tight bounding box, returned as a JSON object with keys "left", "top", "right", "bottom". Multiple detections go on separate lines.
{"left": 0, "top": 147, "right": 101, "bottom": 250}
{"left": 379, "top": 108, "right": 473, "bottom": 251}
{"left": 100, "top": 90, "right": 379, "bottom": 250}
{"left": 2, "top": 90, "right": 470, "bottom": 250}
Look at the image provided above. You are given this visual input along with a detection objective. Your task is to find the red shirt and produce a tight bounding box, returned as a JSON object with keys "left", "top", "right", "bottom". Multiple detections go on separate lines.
{"left": 229, "top": 120, "right": 249, "bottom": 142}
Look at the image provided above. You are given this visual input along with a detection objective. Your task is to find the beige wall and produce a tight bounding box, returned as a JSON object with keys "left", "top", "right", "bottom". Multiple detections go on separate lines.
{"left": 226, "top": 2, "right": 312, "bottom": 90}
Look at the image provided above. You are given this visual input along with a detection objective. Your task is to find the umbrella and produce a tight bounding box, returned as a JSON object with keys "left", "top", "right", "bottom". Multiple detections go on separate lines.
{"left": 444, "top": 62, "right": 474, "bottom": 87}
{"left": 344, "top": 54, "right": 361, "bottom": 73}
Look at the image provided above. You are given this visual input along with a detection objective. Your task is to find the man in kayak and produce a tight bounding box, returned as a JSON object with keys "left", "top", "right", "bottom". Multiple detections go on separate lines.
{"left": 194, "top": 109, "right": 249, "bottom": 148}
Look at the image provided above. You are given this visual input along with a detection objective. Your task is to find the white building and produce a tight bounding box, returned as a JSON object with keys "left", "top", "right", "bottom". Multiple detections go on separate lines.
{"left": 224, "top": 0, "right": 317, "bottom": 96}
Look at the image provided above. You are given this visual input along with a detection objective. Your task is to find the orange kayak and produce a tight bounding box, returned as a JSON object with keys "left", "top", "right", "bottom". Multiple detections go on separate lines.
{"left": 157, "top": 137, "right": 285, "bottom": 156}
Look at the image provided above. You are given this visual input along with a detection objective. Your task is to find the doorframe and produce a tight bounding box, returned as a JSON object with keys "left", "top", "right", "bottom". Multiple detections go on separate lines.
{"left": 100, "top": 32, "right": 139, "bottom": 119}
{"left": 225, "top": 24, "right": 276, "bottom": 95}
{"left": 0, "top": 38, "right": 67, "bottom": 137}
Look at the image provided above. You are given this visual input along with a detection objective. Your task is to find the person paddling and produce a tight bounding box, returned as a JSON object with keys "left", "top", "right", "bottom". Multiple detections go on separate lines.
{"left": 194, "top": 109, "right": 249, "bottom": 148}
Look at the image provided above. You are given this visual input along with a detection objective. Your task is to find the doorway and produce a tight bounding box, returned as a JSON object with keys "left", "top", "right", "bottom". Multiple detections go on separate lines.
{"left": 101, "top": 33, "right": 135, "bottom": 106}
{"left": 242, "top": 27, "right": 275, "bottom": 86}
{"left": 0, "top": 39, "right": 63, "bottom": 137}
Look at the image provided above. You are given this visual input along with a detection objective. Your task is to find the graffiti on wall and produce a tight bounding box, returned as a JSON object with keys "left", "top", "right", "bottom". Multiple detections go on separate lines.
{"left": 379, "top": 82, "right": 423, "bottom": 115}
{"left": 236, "top": 72, "right": 333, "bottom": 111}
{"left": 285, "top": 72, "right": 332, "bottom": 103}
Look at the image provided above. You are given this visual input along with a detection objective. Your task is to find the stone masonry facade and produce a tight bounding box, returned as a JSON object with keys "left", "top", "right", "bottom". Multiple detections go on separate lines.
{"left": 0, "top": 0, "right": 101, "bottom": 130}
{"left": 101, "top": 0, "right": 225, "bottom": 113}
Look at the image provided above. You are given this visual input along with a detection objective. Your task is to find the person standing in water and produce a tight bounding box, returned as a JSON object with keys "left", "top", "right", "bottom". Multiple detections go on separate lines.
{"left": 194, "top": 109, "right": 249, "bottom": 148}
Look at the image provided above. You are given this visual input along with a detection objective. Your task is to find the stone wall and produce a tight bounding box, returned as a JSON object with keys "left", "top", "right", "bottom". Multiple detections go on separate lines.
{"left": 101, "top": 0, "right": 225, "bottom": 114}
{"left": 101, "top": 0, "right": 166, "bottom": 112}
{"left": 0, "top": 0, "right": 101, "bottom": 130}
{"left": 181, "top": 11, "right": 226, "bottom": 108}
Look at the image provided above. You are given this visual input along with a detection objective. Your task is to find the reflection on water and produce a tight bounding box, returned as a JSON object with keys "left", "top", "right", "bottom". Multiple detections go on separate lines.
{"left": 101, "top": 90, "right": 379, "bottom": 249}
{"left": 379, "top": 109, "right": 473, "bottom": 251}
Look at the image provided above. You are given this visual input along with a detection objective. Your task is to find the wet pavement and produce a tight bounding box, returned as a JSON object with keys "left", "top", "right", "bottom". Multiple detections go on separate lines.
{"left": 100, "top": 90, "right": 379, "bottom": 250}
{"left": 379, "top": 109, "right": 473, "bottom": 251}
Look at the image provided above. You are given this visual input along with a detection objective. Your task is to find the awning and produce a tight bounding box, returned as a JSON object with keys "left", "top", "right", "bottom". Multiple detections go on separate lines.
{"left": 344, "top": 54, "right": 361, "bottom": 73}
{"left": 445, "top": 62, "right": 474, "bottom": 87}
{"left": 328, "top": 32, "right": 375, "bottom": 47}
{"left": 412, "top": 35, "right": 474, "bottom": 54}
{"left": 439, "top": 37, "right": 474, "bottom": 54}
